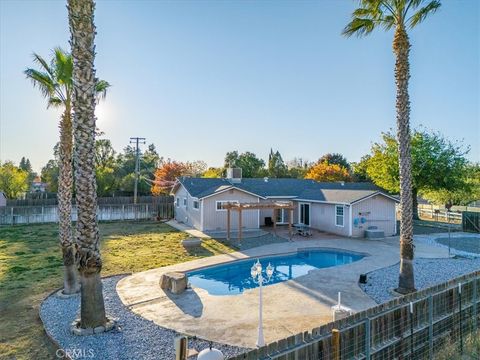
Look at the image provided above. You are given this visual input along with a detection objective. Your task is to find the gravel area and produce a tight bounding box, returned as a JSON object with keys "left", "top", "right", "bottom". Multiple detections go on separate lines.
{"left": 40, "top": 275, "right": 248, "bottom": 360}
{"left": 360, "top": 257, "right": 480, "bottom": 304}
{"left": 415, "top": 232, "right": 480, "bottom": 258}
{"left": 436, "top": 235, "right": 480, "bottom": 255}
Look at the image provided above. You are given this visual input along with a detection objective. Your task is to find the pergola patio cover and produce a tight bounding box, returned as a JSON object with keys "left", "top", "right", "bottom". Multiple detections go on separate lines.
{"left": 222, "top": 201, "right": 296, "bottom": 242}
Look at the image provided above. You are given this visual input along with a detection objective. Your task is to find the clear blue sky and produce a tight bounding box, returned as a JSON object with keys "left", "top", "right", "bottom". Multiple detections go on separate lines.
{"left": 1, "top": 0, "right": 478, "bottom": 173}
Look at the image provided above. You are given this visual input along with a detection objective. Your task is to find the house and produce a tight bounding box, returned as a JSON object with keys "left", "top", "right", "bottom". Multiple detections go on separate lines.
{"left": 0, "top": 191, "right": 6, "bottom": 207}
{"left": 171, "top": 170, "right": 399, "bottom": 238}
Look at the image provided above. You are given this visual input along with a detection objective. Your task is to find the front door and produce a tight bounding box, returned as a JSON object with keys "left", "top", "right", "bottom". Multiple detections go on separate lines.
{"left": 299, "top": 203, "right": 310, "bottom": 226}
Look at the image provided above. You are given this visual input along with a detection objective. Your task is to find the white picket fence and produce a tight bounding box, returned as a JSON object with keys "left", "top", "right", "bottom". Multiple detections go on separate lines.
{"left": 418, "top": 207, "right": 463, "bottom": 222}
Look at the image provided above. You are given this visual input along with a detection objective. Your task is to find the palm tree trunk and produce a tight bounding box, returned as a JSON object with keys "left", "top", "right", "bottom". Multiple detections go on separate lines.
{"left": 393, "top": 25, "right": 415, "bottom": 294}
{"left": 58, "top": 105, "right": 79, "bottom": 295}
{"left": 68, "top": 0, "right": 107, "bottom": 328}
{"left": 412, "top": 187, "right": 419, "bottom": 220}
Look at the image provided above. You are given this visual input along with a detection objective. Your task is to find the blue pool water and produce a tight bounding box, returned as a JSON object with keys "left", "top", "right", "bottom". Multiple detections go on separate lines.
{"left": 187, "top": 249, "right": 364, "bottom": 296}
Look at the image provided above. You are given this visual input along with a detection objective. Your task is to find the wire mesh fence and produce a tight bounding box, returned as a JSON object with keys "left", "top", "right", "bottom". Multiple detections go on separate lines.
{"left": 228, "top": 271, "right": 480, "bottom": 360}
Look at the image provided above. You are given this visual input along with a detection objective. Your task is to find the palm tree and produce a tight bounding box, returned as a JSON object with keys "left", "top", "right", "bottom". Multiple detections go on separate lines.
{"left": 343, "top": 0, "right": 440, "bottom": 294}
{"left": 68, "top": 0, "right": 108, "bottom": 329}
{"left": 25, "top": 49, "right": 109, "bottom": 295}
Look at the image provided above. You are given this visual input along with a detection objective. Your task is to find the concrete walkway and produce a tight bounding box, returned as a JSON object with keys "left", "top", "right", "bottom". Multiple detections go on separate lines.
{"left": 117, "top": 234, "right": 449, "bottom": 348}
{"left": 166, "top": 220, "right": 212, "bottom": 238}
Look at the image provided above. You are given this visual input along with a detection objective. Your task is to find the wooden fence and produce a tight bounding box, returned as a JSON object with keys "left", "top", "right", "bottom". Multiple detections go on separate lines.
{"left": 0, "top": 200, "right": 174, "bottom": 226}
{"left": 229, "top": 270, "right": 480, "bottom": 360}
{"left": 5, "top": 195, "right": 171, "bottom": 207}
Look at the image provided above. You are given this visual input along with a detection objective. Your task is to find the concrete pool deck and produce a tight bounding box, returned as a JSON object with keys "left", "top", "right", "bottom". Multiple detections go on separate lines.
{"left": 116, "top": 234, "right": 449, "bottom": 348}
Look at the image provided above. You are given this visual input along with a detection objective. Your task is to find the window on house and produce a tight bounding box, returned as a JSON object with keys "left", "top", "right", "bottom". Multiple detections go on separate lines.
{"left": 335, "top": 205, "right": 344, "bottom": 227}
{"left": 193, "top": 200, "right": 199, "bottom": 210}
{"left": 216, "top": 200, "right": 239, "bottom": 211}
{"left": 183, "top": 198, "right": 187, "bottom": 207}
{"left": 176, "top": 198, "right": 180, "bottom": 207}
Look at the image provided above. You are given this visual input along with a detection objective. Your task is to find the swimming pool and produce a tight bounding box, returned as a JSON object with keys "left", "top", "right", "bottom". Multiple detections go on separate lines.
{"left": 187, "top": 249, "right": 364, "bottom": 296}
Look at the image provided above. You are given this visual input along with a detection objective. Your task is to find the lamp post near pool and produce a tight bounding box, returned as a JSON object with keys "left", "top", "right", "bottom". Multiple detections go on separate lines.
{"left": 251, "top": 259, "right": 274, "bottom": 347}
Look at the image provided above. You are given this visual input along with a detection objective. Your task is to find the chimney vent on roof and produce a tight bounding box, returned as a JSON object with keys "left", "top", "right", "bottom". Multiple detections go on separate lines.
{"left": 226, "top": 168, "right": 242, "bottom": 183}
{"left": 264, "top": 177, "right": 269, "bottom": 182}
{"left": 339, "top": 181, "right": 345, "bottom": 186}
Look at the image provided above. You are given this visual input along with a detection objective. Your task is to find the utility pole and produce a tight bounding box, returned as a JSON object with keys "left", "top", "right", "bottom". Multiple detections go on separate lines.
{"left": 130, "top": 137, "right": 146, "bottom": 204}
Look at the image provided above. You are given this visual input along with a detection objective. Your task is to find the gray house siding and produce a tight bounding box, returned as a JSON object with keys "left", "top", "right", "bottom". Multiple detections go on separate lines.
{"left": 352, "top": 195, "right": 397, "bottom": 237}
{"left": 202, "top": 189, "right": 260, "bottom": 231}
{"left": 308, "top": 202, "right": 351, "bottom": 237}
{"left": 259, "top": 198, "right": 298, "bottom": 226}
{"left": 173, "top": 185, "right": 201, "bottom": 229}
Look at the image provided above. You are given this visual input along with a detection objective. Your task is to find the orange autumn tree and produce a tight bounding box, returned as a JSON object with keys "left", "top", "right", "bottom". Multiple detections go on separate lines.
{"left": 305, "top": 161, "right": 351, "bottom": 182}
{"left": 151, "top": 161, "right": 188, "bottom": 195}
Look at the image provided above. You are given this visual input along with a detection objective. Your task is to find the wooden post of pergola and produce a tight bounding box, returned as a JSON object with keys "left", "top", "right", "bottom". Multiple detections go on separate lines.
{"left": 289, "top": 208, "right": 293, "bottom": 239}
{"left": 223, "top": 201, "right": 296, "bottom": 245}
{"left": 273, "top": 208, "right": 277, "bottom": 236}
{"left": 238, "top": 208, "right": 242, "bottom": 244}
{"left": 227, "top": 208, "right": 231, "bottom": 241}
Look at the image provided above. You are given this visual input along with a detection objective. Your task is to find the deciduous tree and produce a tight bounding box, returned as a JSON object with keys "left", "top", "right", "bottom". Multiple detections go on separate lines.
{"left": 304, "top": 161, "right": 350, "bottom": 182}
{"left": 0, "top": 162, "right": 29, "bottom": 199}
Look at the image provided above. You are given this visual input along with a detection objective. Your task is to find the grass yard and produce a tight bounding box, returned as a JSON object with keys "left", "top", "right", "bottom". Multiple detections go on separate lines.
{"left": 0, "top": 221, "right": 235, "bottom": 359}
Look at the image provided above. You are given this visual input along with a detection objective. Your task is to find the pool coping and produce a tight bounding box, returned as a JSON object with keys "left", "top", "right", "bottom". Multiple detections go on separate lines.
{"left": 184, "top": 247, "right": 370, "bottom": 275}
{"left": 116, "top": 236, "right": 450, "bottom": 348}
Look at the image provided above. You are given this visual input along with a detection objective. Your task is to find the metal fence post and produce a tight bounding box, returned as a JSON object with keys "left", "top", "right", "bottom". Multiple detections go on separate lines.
{"left": 42, "top": 206, "right": 45, "bottom": 223}
{"left": 473, "top": 278, "right": 478, "bottom": 334}
{"left": 409, "top": 302, "right": 414, "bottom": 359}
{"left": 10, "top": 207, "right": 14, "bottom": 225}
{"left": 458, "top": 283, "right": 463, "bottom": 355}
{"left": 428, "top": 295, "right": 433, "bottom": 359}
{"left": 365, "top": 318, "right": 371, "bottom": 360}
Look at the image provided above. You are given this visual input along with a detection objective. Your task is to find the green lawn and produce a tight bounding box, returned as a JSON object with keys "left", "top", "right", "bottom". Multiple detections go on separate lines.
{"left": 0, "top": 221, "right": 235, "bottom": 359}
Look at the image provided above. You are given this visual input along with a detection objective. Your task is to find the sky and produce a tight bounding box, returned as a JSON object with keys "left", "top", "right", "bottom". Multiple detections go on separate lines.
{"left": 0, "top": 0, "right": 478, "bottom": 173}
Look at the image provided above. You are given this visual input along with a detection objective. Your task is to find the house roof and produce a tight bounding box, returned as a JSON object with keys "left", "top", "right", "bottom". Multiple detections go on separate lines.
{"left": 175, "top": 177, "right": 397, "bottom": 204}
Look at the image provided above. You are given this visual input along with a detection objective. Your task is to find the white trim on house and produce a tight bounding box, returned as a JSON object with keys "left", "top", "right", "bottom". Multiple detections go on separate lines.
{"left": 257, "top": 197, "right": 260, "bottom": 228}
{"left": 265, "top": 196, "right": 297, "bottom": 199}
{"left": 200, "top": 199, "right": 204, "bottom": 230}
{"left": 215, "top": 200, "right": 239, "bottom": 212}
{"left": 295, "top": 199, "right": 350, "bottom": 206}
{"left": 335, "top": 205, "right": 345, "bottom": 227}
{"left": 200, "top": 186, "right": 266, "bottom": 200}
{"left": 348, "top": 204, "right": 353, "bottom": 236}
{"left": 170, "top": 180, "right": 195, "bottom": 198}
{"left": 350, "top": 192, "right": 399, "bottom": 205}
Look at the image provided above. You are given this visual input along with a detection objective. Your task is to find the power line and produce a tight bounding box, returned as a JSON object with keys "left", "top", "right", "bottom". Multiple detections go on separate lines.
{"left": 129, "top": 137, "right": 146, "bottom": 204}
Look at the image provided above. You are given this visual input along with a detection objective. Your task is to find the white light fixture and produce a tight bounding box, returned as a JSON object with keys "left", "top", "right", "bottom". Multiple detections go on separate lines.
{"left": 251, "top": 260, "right": 274, "bottom": 347}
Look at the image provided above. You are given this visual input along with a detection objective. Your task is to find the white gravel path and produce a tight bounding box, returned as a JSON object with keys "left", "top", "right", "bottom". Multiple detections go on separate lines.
{"left": 40, "top": 275, "right": 248, "bottom": 360}
{"left": 360, "top": 257, "right": 480, "bottom": 304}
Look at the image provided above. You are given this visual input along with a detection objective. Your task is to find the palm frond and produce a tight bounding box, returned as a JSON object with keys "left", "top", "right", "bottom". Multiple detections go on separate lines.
{"left": 31, "top": 53, "right": 55, "bottom": 79}
{"left": 95, "top": 79, "right": 111, "bottom": 100}
{"left": 342, "top": 18, "right": 376, "bottom": 37}
{"left": 47, "top": 97, "right": 63, "bottom": 108}
{"left": 381, "top": 15, "right": 396, "bottom": 30}
{"left": 24, "top": 68, "right": 55, "bottom": 99}
{"left": 408, "top": 0, "right": 441, "bottom": 28}
{"left": 53, "top": 47, "right": 73, "bottom": 87}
